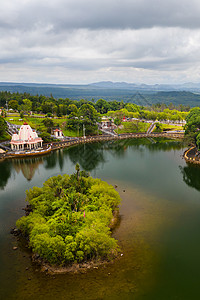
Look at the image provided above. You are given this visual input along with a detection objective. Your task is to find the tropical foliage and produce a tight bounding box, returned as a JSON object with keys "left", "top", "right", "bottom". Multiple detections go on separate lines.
{"left": 184, "top": 107, "right": 200, "bottom": 148}
{"left": 16, "top": 167, "right": 121, "bottom": 265}
{"left": 0, "top": 116, "right": 8, "bottom": 140}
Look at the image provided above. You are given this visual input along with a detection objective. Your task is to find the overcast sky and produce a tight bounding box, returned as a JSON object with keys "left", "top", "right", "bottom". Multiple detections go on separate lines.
{"left": 1, "top": 0, "right": 200, "bottom": 84}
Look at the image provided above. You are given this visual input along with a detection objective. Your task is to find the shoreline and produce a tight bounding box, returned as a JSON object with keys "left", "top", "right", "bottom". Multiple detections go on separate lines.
{"left": 0, "top": 132, "right": 184, "bottom": 161}
{"left": 13, "top": 208, "right": 121, "bottom": 275}
{"left": 32, "top": 254, "right": 117, "bottom": 275}
{"left": 183, "top": 146, "right": 200, "bottom": 165}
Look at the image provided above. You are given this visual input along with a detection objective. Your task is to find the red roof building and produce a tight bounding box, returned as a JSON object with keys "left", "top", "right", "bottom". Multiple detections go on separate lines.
{"left": 10, "top": 123, "right": 43, "bottom": 151}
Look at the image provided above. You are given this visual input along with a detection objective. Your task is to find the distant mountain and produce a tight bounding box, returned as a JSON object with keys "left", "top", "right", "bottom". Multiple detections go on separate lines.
{"left": 1, "top": 80, "right": 200, "bottom": 92}
{"left": 89, "top": 81, "right": 138, "bottom": 89}
{"left": 89, "top": 81, "right": 200, "bottom": 92}
{"left": 0, "top": 81, "right": 200, "bottom": 106}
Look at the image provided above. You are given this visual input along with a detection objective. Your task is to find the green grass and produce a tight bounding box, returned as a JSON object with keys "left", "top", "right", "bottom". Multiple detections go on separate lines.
{"left": 5, "top": 116, "right": 24, "bottom": 125}
{"left": 117, "top": 121, "right": 150, "bottom": 134}
{"left": 5, "top": 116, "right": 66, "bottom": 130}
{"left": 153, "top": 123, "right": 184, "bottom": 133}
{"left": 161, "top": 124, "right": 183, "bottom": 131}
{"left": 62, "top": 129, "right": 79, "bottom": 137}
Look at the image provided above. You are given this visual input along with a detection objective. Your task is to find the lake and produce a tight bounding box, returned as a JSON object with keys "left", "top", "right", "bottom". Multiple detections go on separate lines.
{"left": 0, "top": 138, "right": 200, "bottom": 300}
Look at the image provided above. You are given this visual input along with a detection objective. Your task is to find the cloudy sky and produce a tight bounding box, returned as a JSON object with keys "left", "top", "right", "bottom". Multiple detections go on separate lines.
{"left": 1, "top": 0, "right": 200, "bottom": 84}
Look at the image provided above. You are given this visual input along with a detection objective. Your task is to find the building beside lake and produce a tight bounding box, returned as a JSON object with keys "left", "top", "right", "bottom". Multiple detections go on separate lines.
{"left": 100, "top": 116, "right": 112, "bottom": 129}
{"left": 10, "top": 122, "right": 43, "bottom": 151}
{"left": 53, "top": 128, "right": 63, "bottom": 139}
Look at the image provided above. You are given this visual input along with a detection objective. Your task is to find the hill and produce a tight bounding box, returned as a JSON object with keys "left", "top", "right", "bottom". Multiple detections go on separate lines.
{"left": 0, "top": 81, "right": 200, "bottom": 106}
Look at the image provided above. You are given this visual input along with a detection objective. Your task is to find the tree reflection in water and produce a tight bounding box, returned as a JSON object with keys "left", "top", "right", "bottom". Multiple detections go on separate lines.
{"left": 0, "top": 160, "right": 12, "bottom": 190}
{"left": 66, "top": 142, "right": 106, "bottom": 171}
{"left": 0, "top": 138, "right": 185, "bottom": 187}
{"left": 64, "top": 138, "right": 184, "bottom": 171}
{"left": 180, "top": 163, "right": 200, "bottom": 192}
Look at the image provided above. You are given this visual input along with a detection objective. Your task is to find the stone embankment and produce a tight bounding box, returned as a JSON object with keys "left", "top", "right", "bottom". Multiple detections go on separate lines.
{"left": 51, "top": 132, "right": 184, "bottom": 151}
{"left": 0, "top": 132, "right": 184, "bottom": 161}
{"left": 184, "top": 146, "right": 200, "bottom": 165}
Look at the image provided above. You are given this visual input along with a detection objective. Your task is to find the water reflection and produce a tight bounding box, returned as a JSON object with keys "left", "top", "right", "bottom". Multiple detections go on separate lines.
{"left": 65, "top": 138, "right": 184, "bottom": 171}
{"left": 118, "top": 137, "right": 184, "bottom": 152}
{"left": 0, "top": 138, "right": 185, "bottom": 187}
{"left": 180, "top": 163, "right": 200, "bottom": 192}
{"left": 12, "top": 158, "right": 44, "bottom": 181}
{"left": 44, "top": 151, "right": 57, "bottom": 169}
{"left": 66, "top": 142, "right": 106, "bottom": 171}
{"left": 0, "top": 137, "right": 200, "bottom": 300}
{"left": 0, "top": 160, "right": 12, "bottom": 190}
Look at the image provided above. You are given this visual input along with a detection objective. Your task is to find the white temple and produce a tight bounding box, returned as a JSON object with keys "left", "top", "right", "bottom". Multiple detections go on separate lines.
{"left": 10, "top": 123, "right": 43, "bottom": 151}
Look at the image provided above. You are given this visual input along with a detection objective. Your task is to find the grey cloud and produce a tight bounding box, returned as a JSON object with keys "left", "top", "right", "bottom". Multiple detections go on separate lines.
{"left": 1, "top": 0, "right": 200, "bottom": 31}
{"left": 1, "top": 26, "right": 200, "bottom": 71}
{"left": 1, "top": 0, "right": 200, "bottom": 84}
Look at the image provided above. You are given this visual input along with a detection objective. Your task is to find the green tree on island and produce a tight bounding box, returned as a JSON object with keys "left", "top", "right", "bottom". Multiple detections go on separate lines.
{"left": 16, "top": 167, "right": 121, "bottom": 266}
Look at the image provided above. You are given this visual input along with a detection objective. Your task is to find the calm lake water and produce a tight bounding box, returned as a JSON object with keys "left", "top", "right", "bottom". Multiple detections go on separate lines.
{"left": 0, "top": 138, "right": 200, "bottom": 300}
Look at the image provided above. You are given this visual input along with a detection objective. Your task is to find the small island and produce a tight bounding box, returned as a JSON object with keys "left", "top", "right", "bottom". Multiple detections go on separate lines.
{"left": 16, "top": 164, "right": 121, "bottom": 272}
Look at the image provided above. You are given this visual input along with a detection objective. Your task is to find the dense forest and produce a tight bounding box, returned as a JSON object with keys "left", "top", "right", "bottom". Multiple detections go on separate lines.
{"left": 0, "top": 90, "right": 191, "bottom": 115}
{"left": 0, "top": 90, "right": 192, "bottom": 141}
{"left": 0, "top": 83, "right": 200, "bottom": 106}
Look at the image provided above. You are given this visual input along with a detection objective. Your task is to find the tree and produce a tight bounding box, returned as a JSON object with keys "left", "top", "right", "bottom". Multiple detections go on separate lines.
{"left": 67, "top": 104, "right": 78, "bottom": 116}
{"left": 8, "top": 100, "right": 18, "bottom": 110}
{"left": 21, "top": 99, "right": 32, "bottom": 113}
{"left": 79, "top": 104, "right": 100, "bottom": 123}
{"left": 125, "top": 103, "right": 140, "bottom": 113}
{"left": 78, "top": 104, "right": 100, "bottom": 135}
{"left": 20, "top": 111, "right": 24, "bottom": 119}
{"left": 196, "top": 133, "right": 200, "bottom": 150}
{"left": 184, "top": 107, "right": 200, "bottom": 145}
{"left": 114, "top": 117, "right": 121, "bottom": 127}
{"left": 42, "top": 118, "right": 54, "bottom": 133}
{"left": 41, "top": 101, "right": 56, "bottom": 114}
{"left": 95, "top": 99, "right": 110, "bottom": 114}
{"left": 154, "top": 122, "right": 162, "bottom": 132}
{"left": 185, "top": 108, "right": 200, "bottom": 134}
{"left": 56, "top": 105, "right": 62, "bottom": 117}
{"left": 0, "top": 116, "right": 7, "bottom": 137}
{"left": 75, "top": 163, "right": 80, "bottom": 182}
{"left": 114, "top": 117, "right": 121, "bottom": 134}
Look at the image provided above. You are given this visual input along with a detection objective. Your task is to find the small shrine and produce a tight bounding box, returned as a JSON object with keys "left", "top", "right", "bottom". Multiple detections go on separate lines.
{"left": 100, "top": 116, "right": 112, "bottom": 129}
{"left": 10, "top": 122, "right": 43, "bottom": 151}
{"left": 53, "top": 128, "right": 63, "bottom": 138}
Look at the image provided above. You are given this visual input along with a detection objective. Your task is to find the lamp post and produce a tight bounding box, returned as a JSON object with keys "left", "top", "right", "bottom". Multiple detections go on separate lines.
{"left": 83, "top": 123, "right": 86, "bottom": 138}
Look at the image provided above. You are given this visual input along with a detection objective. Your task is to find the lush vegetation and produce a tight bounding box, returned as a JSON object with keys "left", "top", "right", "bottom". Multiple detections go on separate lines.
{"left": 153, "top": 123, "right": 183, "bottom": 133}
{"left": 107, "top": 106, "right": 188, "bottom": 122}
{"left": 117, "top": 121, "right": 149, "bottom": 134}
{"left": 184, "top": 107, "right": 200, "bottom": 149}
{"left": 0, "top": 90, "right": 192, "bottom": 140}
{"left": 0, "top": 116, "right": 8, "bottom": 141}
{"left": 0, "top": 84, "right": 199, "bottom": 106}
{"left": 0, "top": 91, "right": 189, "bottom": 118}
{"left": 16, "top": 167, "right": 121, "bottom": 266}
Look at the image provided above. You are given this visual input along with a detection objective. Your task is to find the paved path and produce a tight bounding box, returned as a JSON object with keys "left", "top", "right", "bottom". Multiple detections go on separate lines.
{"left": 51, "top": 132, "right": 184, "bottom": 150}
{"left": 0, "top": 132, "right": 185, "bottom": 161}
{"left": 184, "top": 147, "right": 200, "bottom": 164}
